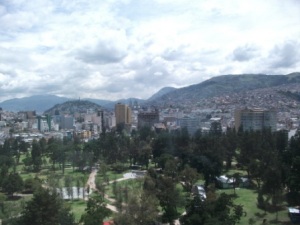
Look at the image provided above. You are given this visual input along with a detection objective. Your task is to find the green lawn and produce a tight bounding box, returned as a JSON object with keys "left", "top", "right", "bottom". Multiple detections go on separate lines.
{"left": 175, "top": 183, "right": 189, "bottom": 215}
{"left": 0, "top": 194, "right": 32, "bottom": 220}
{"left": 217, "top": 188, "right": 292, "bottom": 225}
{"left": 106, "top": 177, "right": 144, "bottom": 200}
{"left": 68, "top": 199, "right": 86, "bottom": 222}
{"left": 103, "top": 170, "right": 127, "bottom": 181}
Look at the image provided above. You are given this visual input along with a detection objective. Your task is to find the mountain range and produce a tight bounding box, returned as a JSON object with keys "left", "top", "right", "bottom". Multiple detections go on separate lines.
{"left": 0, "top": 72, "right": 299, "bottom": 113}
{"left": 0, "top": 87, "right": 176, "bottom": 113}
{"left": 147, "top": 72, "right": 300, "bottom": 106}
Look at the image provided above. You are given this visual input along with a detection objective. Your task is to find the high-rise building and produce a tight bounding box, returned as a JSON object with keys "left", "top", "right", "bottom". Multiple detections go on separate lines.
{"left": 60, "top": 115, "right": 75, "bottom": 130}
{"left": 138, "top": 110, "right": 159, "bottom": 129}
{"left": 115, "top": 103, "right": 131, "bottom": 126}
{"left": 234, "top": 108, "right": 276, "bottom": 132}
{"left": 37, "top": 114, "right": 52, "bottom": 132}
{"left": 179, "top": 116, "right": 200, "bottom": 136}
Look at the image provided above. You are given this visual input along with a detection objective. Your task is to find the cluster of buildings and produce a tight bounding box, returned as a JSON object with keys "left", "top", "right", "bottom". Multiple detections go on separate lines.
{"left": 0, "top": 108, "right": 110, "bottom": 144}
{"left": 115, "top": 103, "right": 286, "bottom": 136}
{"left": 0, "top": 95, "right": 299, "bottom": 145}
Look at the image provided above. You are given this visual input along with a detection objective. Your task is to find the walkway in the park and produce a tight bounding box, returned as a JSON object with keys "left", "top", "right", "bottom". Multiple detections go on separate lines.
{"left": 86, "top": 169, "right": 133, "bottom": 212}
{"left": 86, "top": 169, "right": 183, "bottom": 224}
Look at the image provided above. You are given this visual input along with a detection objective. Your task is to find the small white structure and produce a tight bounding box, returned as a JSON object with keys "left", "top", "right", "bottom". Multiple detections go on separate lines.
{"left": 57, "top": 187, "right": 91, "bottom": 200}
{"left": 192, "top": 184, "right": 206, "bottom": 201}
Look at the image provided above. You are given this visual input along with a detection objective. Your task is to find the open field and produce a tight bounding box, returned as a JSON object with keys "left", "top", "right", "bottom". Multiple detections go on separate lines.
{"left": 217, "top": 187, "right": 292, "bottom": 224}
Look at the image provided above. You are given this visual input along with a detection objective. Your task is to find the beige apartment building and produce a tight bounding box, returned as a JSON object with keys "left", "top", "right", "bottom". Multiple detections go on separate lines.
{"left": 115, "top": 103, "right": 132, "bottom": 126}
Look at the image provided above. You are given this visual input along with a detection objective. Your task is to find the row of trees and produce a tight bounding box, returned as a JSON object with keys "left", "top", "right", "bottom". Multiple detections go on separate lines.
{"left": 91, "top": 126, "right": 300, "bottom": 223}
{"left": 1, "top": 124, "right": 300, "bottom": 224}
{"left": 0, "top": 136, "right": 94, "bottom": 174}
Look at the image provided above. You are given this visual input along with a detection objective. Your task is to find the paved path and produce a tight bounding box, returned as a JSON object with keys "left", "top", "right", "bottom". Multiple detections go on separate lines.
{"left": 86, "top": 169, "right": 97, "bottom": 190}
{"left": 86, "top": 169, "right": 132, "bottom": 213}
{"left": 86, "top": 170, "right": 184, "bottom": 224}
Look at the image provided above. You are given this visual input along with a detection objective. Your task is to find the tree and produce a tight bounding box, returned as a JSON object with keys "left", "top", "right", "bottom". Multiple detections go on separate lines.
{"left": 180, "top": 195, "right": 207, "bottom": 225}
{"left": 1, "top": 139, "right": 11, "bottom": 156}
{"left": 286, "top": 156, "right": 300, "bottom": 192}
{"left": 0, "top": 192, "right": 7, "bottom": 214}
{"left": 227, "top": 172, "right": 242, "bottom": 196}
{"left": 19, "top": 140, "right": 29, "bottom": 153}
{"left": 39, "top": 137, "right": 47, "bottom": 155}
{"left": 222, "top": 128, "right": 238, "bottom": 170}
{"left": 190, "top": 154, "right": 222, "bottom": 187}
{"left": 64, "top": 175, "right": 73, "bottom": 200}
{"left": 116, "top": 122, "right": 125, "bottom": 134}
{"left": 248, "top": 159, "right": 264, "bottom": 189}
{"left": 48, "top": 139, "right": 61, "bottom": 171}
{"left": 80, "top": 195, "right": 111, "bottom": 225}
{"left": 2, "top": 173, "right": 24, "bottom": 197}
{"left": 143, "top": 173, "right": 181, "bottom": 224}
{"left": 152, "top": 132, "right": 171, "bottom": 160}
{"left": 76, "top": 177, "right": 82, "bottom": 199}
{"left": 115, "top": 190, "right": 160, "bottom": 225}
{"left": 156, "top": 176, "right": 181, "bottom": 224}
{"left": 210, "top": 121, "right": 222, "bottom": 137}
{"left": 180, "top": 193, "right": 244, "bottom": 225}
{"left": 0, "top": 164, "right": 9, "bottom": 186}
{"left": 261, "top": 164, "right": 283, "bottom": 217}
{"left": 31, "top": 140, "right": 42, "bottom": 172}
{"left": 164, "top": 158, "right": 178, "bottom": 180}
{"left": 137, "top": 143, "right": 152, "bottom": 169}
{"left": 157, "top": 153, "right": 173, "bottom": 169}
{"left": 179, "top": 165, "right": 200, "bottom": 192}
{"left": 24, "top": 177, "right": 42, "bottom": 193}
{"left": 22, "top": 152, "right": 33, "bottom": 171}
{"left": 12, "top": 138, "right": 21, "bottom": 164}
{"left": 139, "top": 126, "right": 155, "bottom": 142}
{"left": 18, "top": 187, "right": 75, "bottom": 225}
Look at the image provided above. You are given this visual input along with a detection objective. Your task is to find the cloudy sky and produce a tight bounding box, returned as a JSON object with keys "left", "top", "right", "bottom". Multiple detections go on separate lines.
{"left": 0, "top": 0, "right": 299, "bottom": 102}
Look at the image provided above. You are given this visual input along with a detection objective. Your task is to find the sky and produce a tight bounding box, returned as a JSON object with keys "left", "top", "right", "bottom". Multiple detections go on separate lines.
{"left": 0, "top": 0, "right": 300, "bottom": 102}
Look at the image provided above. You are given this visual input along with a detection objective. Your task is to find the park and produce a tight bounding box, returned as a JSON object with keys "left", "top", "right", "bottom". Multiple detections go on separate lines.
{"left": 0, "top": 127, "right": 299, "bottom": 224}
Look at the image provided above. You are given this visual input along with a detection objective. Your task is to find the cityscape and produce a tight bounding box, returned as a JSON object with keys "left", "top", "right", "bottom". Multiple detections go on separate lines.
{"left": 1, "top": 80, "right": 299, "bottom": 145}
{"left": 0, "top": 73, "right": 300, "bottom": 224}
{"left": 1, "top": 0, "right": 300, "bottom": 224}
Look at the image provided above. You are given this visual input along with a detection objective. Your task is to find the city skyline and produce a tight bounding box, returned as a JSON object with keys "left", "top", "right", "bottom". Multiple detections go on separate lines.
{"left": 0, "top": 0, "right": 300, "bottom": 102}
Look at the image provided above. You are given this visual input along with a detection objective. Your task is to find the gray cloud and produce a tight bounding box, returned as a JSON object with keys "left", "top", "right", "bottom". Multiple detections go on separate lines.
{"left": 232, "top": 45, "right": 259, "bottom": 62}
{"left": 269, "top": 40, "right": 300, "bottom": 69}
{"left": 75, "top": 40, "right": 128, "bottom": 64}
{"left": 0, "top": 68, "right": 17, "bottom": 78}
{"left": 162, "top": 45, "right": 188, "bottom": 61}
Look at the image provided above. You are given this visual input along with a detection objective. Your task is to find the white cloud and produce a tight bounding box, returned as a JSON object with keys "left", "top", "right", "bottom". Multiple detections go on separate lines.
{"left": 0, "top": 0, "right": 300, "bottom": 102}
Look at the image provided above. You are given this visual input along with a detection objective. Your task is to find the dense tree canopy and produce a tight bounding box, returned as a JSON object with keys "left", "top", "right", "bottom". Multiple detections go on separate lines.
{"left": 80, "top": 195, "right": 111, "bottom": 225}
{"left": 18, "top": 188, "right": 75, "bottom": 225}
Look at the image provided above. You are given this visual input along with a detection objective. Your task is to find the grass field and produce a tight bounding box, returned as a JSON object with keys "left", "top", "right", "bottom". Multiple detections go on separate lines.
{"left": 217, "top": 188, "right": 292, "bottom": 225}
{"left": 68, "top": 199, "right": 86, "bottom": 223}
